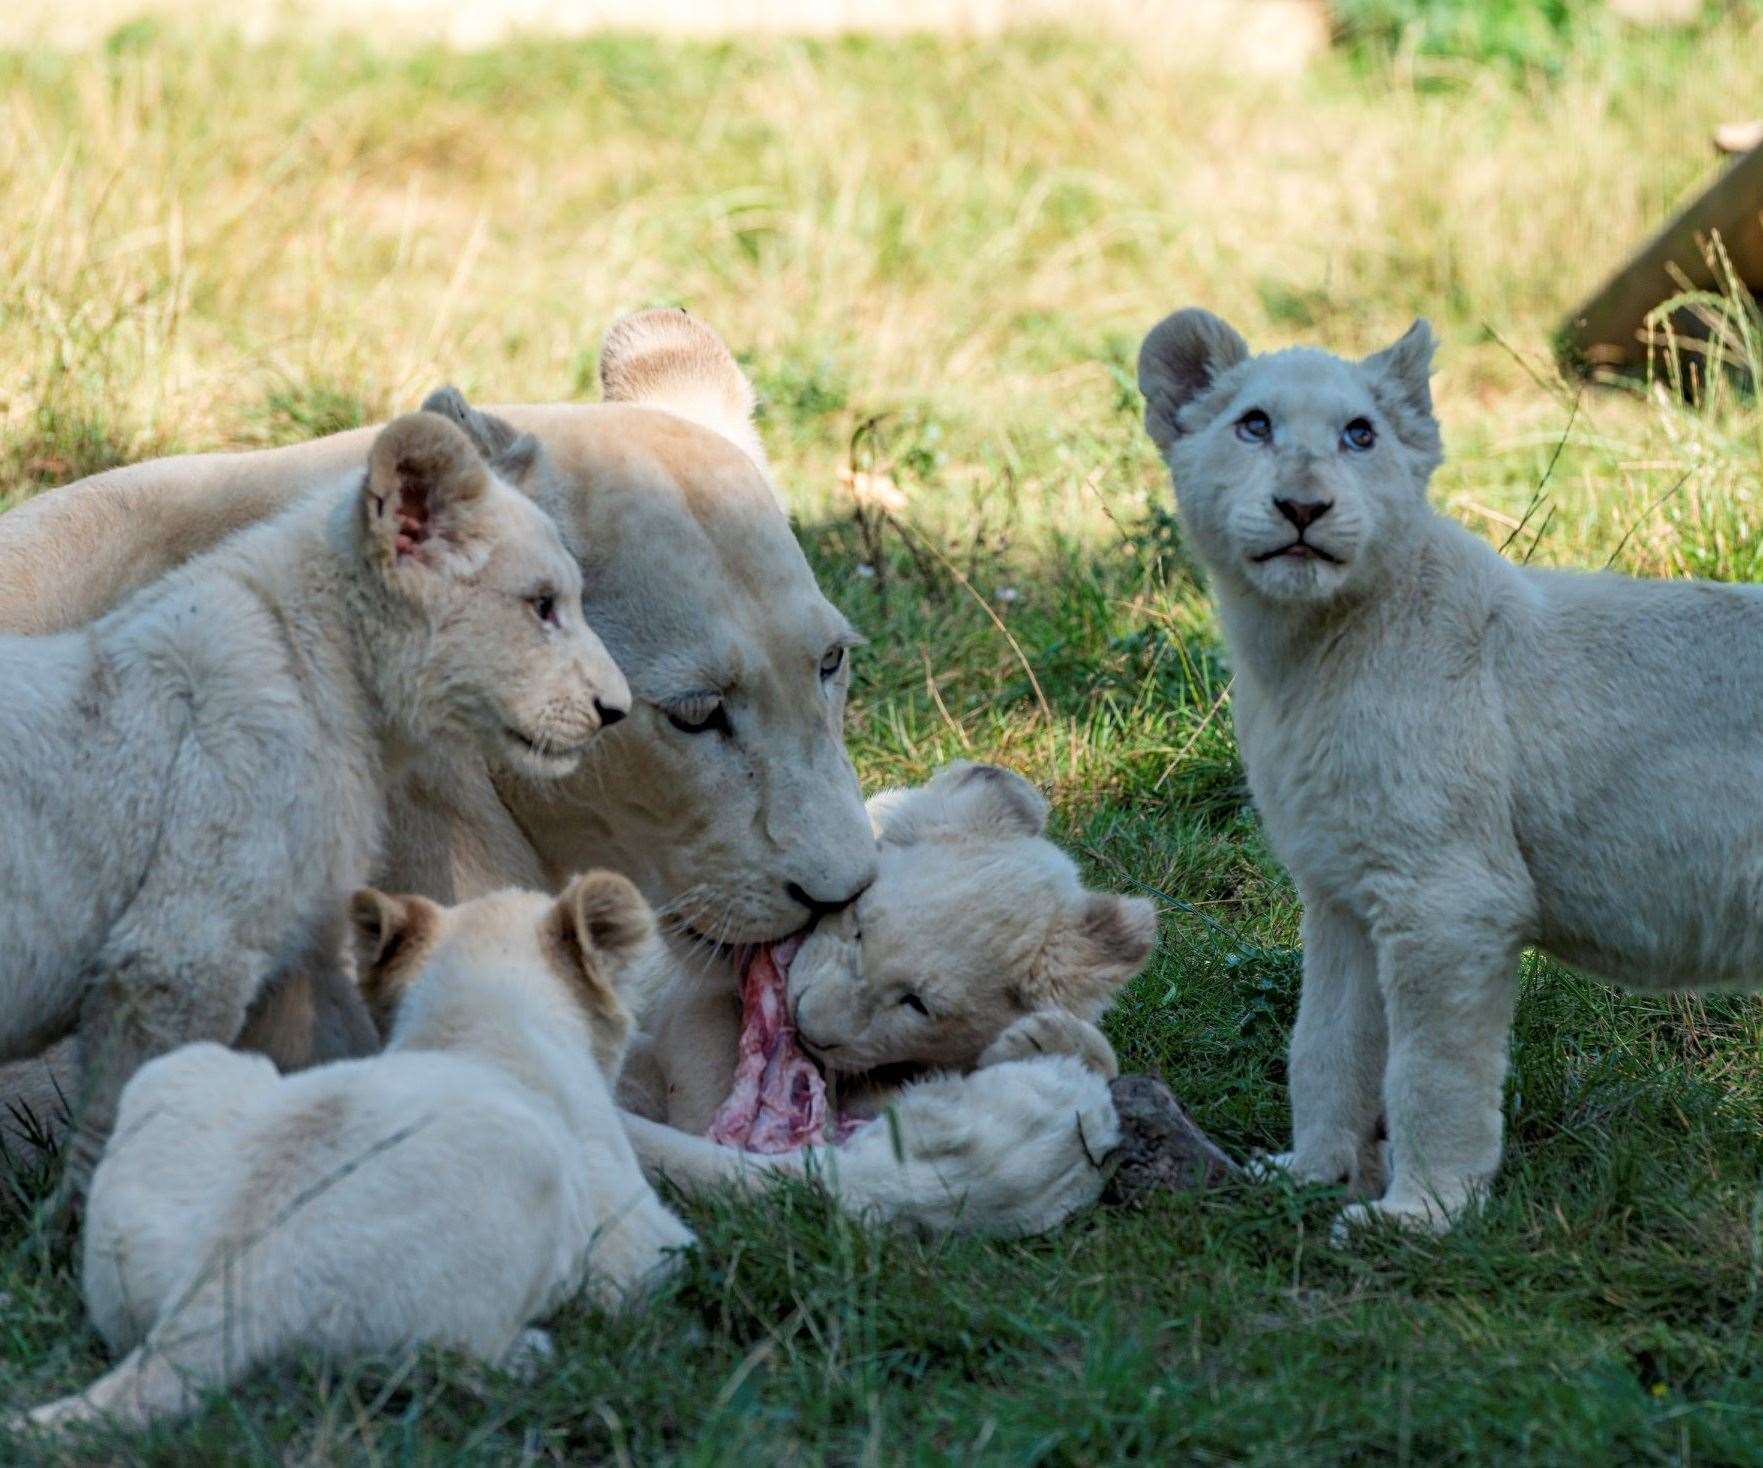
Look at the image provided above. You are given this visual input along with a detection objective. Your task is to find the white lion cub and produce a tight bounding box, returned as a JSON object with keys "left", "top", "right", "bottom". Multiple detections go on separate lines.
{"left": 1141, "top": 305, "right": 1763, "bottom": 1236}
{"left": 0, "top": 410, "right": 628, "bottom": 1202}
{"left": 619, "top": 763, "right": 1154, "bottom": 1240}
{"left": 790, "top": 762, "right": 1157, "bottom": 1094}
{"left": 25, "top": 872, "right": 692, "bottom": 1435}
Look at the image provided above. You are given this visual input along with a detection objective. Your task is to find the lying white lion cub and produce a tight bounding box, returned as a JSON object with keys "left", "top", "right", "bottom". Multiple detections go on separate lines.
{"left": 0, "top": 410, "right": 627, "bottom": 1203}
{"left": 620, "top": 762, "right": 1155, "bottom": 1237}
{"left": 1141, "top": 305, "right": 1763, "bottom": 1236}
{"left": 25, "top": 873, "right": 690, "bottom": 1436}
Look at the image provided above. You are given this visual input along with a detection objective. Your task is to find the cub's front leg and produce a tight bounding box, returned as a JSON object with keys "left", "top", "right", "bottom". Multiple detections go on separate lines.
{"left": 59, "top": 929, "right": 268, "bottom": 1210}
{"left": 1268, "top": 899, "right": 1388, "bottom": 1198}
{"left": 978, "top": 1009, "right": 1118, "bottom": 1078}
{"left": 1337, "top": 901, "right": 1522, "bottom": 1238}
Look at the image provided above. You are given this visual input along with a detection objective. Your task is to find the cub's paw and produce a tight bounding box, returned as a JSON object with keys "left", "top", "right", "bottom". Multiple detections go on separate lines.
{"left": 1248, "top": 1136, "right": 1385, "bottom": 1196}
{"left": 979, "top": 1010, "right": 1118, "bottom": 1078}
{"left": 499, "top": 1329, "right": 555, "bottom": 1381}
{"left": 1246, "top": 1151, "right": 1297, "bottom": 1184}
{"left": 1330, "top": 1193, "right": 1461, "bottom": 1246}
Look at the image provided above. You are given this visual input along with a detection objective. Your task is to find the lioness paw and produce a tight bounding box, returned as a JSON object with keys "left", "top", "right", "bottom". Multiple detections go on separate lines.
{"left": 826, "top": 1056, "right": 1120, "bottom": 1238}
{"left": 978, "top": 1011, "right": 1118, "bottom": 1078}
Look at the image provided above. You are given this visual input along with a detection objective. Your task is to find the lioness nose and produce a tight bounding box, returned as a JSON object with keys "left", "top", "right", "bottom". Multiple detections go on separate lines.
{"left": 594, "top": 698, "right": 627, "bottom": 729}
{"left": 1274, "top": 497, "right": 1333, "bottom": 531}
{"left": 786, "top": 878, "right": 872, "bottom": 918}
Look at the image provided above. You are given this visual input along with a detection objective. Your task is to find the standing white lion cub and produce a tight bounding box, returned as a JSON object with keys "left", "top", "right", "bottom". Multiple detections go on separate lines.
{"left": 0, "top": 410, "right": 628, "bottom": 1202}
{"left": 25, "top": 872, "right": 691, "bottom": 1436}
{"left": 1140, "top": 306, "right": 1763, "bottom": 1236}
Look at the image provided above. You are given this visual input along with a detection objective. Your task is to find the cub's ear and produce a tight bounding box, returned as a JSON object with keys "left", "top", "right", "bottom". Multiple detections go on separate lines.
{"left": 363, "top": 412, "right": 495, "bottom": 578}
{"left": 348, "top": 888, "right": 440, "bottom": 1035}
{"left": 418, "top": 385, "right": 544, "bottom": 487}
{"left": 1031, "top": 893, "right": 1158, "bottom": 1018}
{"left": 544, "top": 870, "right": 656, "bottom": 1005}
{"left": 598, "top": 308, "right": 769, "bottom": 476}
{"left": 871, "top": 762, "right": 1049, "bottom": 847}
{"left": 1358, "top": 319, "right": 1442, "bottom": 465}
{"left": 1138, "top": 308, "right": 1251, "bottom": 455}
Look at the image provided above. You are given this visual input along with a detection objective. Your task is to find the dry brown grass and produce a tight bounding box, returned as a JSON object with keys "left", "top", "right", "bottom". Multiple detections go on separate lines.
{"left": 3, "top": 13, "right": 1759, "bottom": 563}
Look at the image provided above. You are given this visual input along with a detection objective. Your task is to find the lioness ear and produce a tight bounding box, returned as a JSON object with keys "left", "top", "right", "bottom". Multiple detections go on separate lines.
{"left": 1138, "top": 308, "right": 1251, "bottom": 455}
{"left": 1031, "top": 893, "right": 1158, "bottom": 1017}
{"left": 599, "top": 308, "right": 768, "bottom": 474}
{"left": 544, "top": 870, "right": 655, "bottom": 1005}
{"left": 363, "top": 412, "right": 494, "bottom": 578}
{"left": 872, "top": 762, "right": 1049, "bottom": 847}
{"left": 1359, "top": 319, "right": 1442, "bottom": 465}
{"left": 348, "top": 888, "right": 440, "bottom": 1035}
{"left": 418, "top": 385, "right": 544, "bottom": 487}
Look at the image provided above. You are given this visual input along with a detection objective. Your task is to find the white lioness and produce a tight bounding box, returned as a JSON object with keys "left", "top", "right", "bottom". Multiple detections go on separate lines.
{"left": 0, "top": 411, "right": 627, "bottom": 1201}
{"left": 1140, "top": 305, "right": 1763, "bottom": 1236}
{"left": 618, "top": 763, "right": 1152, "bottom": 1237}
{"left": 24, "top": 873, "right": 689, "bottom": 1436}
{"left": 0, "top": 312, "right": 876, "bottom": 1132}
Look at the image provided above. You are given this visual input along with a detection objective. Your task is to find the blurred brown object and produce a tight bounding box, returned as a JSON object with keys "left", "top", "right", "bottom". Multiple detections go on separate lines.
{"left": 1560, "top": 139, "right": 1763, "bottom": 375}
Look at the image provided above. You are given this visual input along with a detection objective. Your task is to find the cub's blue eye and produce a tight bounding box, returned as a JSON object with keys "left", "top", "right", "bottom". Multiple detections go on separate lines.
{"left": 899, "top": 993, "right": 929, "bottom": 1016}
{"left": 1235, "top": 409, "right": 1272, "bottom": 444}
{"left": 1342, "top": 418, "right": 1376, "bottom": 452}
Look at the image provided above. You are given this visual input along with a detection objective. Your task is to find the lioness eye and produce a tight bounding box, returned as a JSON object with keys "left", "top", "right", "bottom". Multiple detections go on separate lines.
{"left": 664, "top": 696, "right": 731, "bottom": 737}
{"left": 526, "top": 591, "right": 559, "bottom": 627}
{"left": 1235, "top": 409, "right": 1272, "bottom": 444}
{"left": 899, "top": 993, "right": 929, "bottom": 1016}
{"left": 819, "top": 645, "right": 845, "bottom": 680}
{"left": 1342, "top": 418, "right": 1376, "bottom": 452}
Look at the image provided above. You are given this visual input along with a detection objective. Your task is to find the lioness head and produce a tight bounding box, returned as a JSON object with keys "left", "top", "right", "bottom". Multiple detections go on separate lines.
{"left": 349, "top": 870, "right": 653, "bottom": 1077}
{"left": 357, "top": 412, "right": 631, "bottom": 782}
{"left": 785, "top": 762, "right": 1158, "bottom": 1072}
{"left": 428, "top": 311, "right": 877, "bottom": 953}
{"left": 1138, "top": 309, "right": 1442, "bottom": 607}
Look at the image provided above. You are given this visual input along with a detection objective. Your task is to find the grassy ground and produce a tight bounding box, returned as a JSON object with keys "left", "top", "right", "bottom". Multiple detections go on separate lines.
{"left": 3, "top": 6, "right": 1763, "bottom": 1463}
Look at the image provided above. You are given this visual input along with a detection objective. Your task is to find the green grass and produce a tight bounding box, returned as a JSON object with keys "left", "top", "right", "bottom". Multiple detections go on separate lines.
{"left": 3, "top": 10, "right": 1763, "bottom": 1463}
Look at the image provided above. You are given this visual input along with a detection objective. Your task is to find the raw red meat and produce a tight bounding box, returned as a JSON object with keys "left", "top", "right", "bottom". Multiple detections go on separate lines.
{"left": 707, "top": 937, "right": 863, "bottom": 1153}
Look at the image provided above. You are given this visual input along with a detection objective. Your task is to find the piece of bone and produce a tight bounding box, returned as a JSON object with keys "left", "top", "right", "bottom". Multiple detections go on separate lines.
{"left": 1102, "top": 1074, "right": 1239, "bottom": 1201}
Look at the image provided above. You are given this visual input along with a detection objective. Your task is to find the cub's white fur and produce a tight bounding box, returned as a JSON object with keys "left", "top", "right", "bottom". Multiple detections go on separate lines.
{"left": 1141, "top": 305, "right": 1763, "bottom": 1235}
{"left": 793, "top": 762, "right": 1155, "bottom": 1088}
{"left": 0, "top": 412, "right": 627, "bottom": 1198}
{"left": 621, "top": 762, "right": 1155, "bottom": 1237}
{"left": 25, "top": 874, "right": 690, "bottom": 1436}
